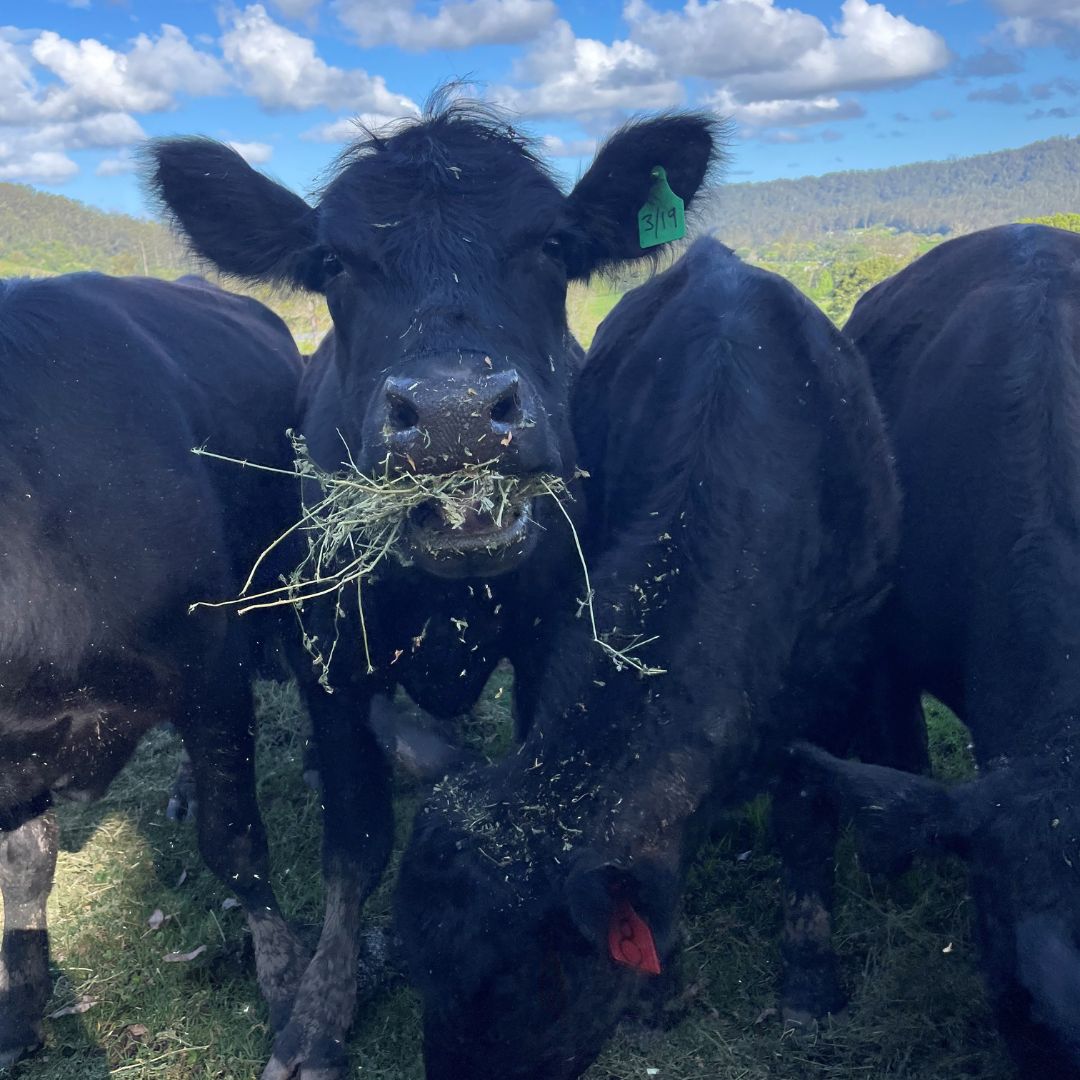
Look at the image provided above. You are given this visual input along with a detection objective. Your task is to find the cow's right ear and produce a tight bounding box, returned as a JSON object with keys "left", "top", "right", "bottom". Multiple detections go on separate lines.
{"left": 563, "top": 857, "right": 677, "bottom": 976}
{"left": 560, "top": 113, "right": 728, "bottom": 280}
{"left": 143, "top": 138, "right": 327, "bottom": 291}
{"left": 791, "top": 742, "right": 982, "bottom": 874}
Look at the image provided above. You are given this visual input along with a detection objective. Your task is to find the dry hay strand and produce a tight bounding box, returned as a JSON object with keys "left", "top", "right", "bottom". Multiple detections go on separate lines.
{"left": 191, "top": 431, "right": 664, "bottom": 687}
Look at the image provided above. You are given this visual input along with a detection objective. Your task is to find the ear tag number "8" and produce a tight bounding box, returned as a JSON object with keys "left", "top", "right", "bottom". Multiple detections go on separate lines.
{"left": 637, "top": 165, "right": 685, "bottom": 250}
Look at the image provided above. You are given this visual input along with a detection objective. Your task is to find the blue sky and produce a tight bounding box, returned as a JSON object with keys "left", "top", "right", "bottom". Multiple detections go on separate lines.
{"left": 2, "top": 1, "right": 1078, "bottom": 216}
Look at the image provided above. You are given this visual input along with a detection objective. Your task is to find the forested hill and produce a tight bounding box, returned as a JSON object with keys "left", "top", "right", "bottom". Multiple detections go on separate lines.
{"left": 2, "top": 140, "right": 1079, "bottom": 340}
{"left": 0, "top": 182, "right": 334, "bottom": 345}
{"left": 709, "top": 135, "right": 1080, "bottom": 245}
{"left": 0, "top": 182, "right": 185, "bottom": 278}
{"left": 4, "top": 134, "right": 1079, "bottom": 273}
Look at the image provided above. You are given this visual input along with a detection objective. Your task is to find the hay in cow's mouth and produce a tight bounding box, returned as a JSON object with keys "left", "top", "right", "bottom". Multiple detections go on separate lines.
{"left": 191, "top": 431, "right": 562, "bottom": 685}
{"left": 191, "top": 431, "right": 663, "bottom": 689}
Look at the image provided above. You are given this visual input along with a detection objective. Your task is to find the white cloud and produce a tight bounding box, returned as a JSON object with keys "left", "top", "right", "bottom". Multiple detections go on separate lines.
{"left": 541, "top": 134, "right": 598, "bottom": 157}
{"left": 31, "top": 24, "right": 229, "bottom": 118}
{"left": 96, "top": 153, "right": 137, "bottom": 177}
{"left": 227, "top": 139, "right": 274, "bottom": 163}
{"left": 493, "top": 1, "right": 944, "bottom": 128}
{"left": 492, "top": 19, "right": 683, "bottom": 118}
{"left": 761, "top": 129, "right": 810, "bottom": 144}
{"left": 272, "top": 0, "right": 325, "bottom": 16}
{"left": 333, "top": 0, "right": 555, "bottom": 50}
{"left": 220, "top": 4, "right": 418, "bottom": 113}
{"left": 0, "top": 22, "right": 215, "bottom": 185}
{"left": 708, "top": 88, "right": 865, "bottom": 126}
{"left": 0, "top": 110, "right": 145, "bottom": 185}
{"left": 0, "top": 149, "right": 78, "bottom": 184}
{"left": 0, "top": 26, "right": 226, "bottom": 129}
{"left": 624, "top": 0, "right": 826, "bottom": 79}
{"left": 992, "top": 1, "right": 1080, "bottom": 48}
{"left": 993, "top": 0, "right": 1080, "bottom": 19}
{"left": 26, "top": 113, "right": 147, "bottom": 151}
{"left": 689, "top": 0, "right": 949, "bottom": 101}
{"left": 300, "top": 112, "right": 401, "bottom": 141}
{"left": 0, "top": 35, "right": 46, "bottom": 125}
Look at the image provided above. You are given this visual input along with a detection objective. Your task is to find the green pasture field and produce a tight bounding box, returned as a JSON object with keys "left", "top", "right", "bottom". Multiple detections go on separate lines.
{"left": 5, "top": 680, "right": 1011, "bottom": 1080}
{"left": 568, "top": 284, "right": 623, "bottom": 348}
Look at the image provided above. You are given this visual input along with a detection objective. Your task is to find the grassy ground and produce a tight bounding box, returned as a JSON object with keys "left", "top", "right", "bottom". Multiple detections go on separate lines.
{"left": 568, "top": 283, "right": 623, "bottom": 348}
{"left": 5, "top": 684, "right": 1010, "bottom": 1080}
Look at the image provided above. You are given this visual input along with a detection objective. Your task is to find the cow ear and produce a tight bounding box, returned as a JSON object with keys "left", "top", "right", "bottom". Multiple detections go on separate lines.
{"left": 561, "top": 114, "right": 728, "bottom": 280}
{"left": 142, "top": 137, "right": 327, "bottom": 291}
{"left": 563, "top": 858, "right": 676, "bottom": 976}
{"left": 791, "top": 742, "right": 981, "bottom": 873}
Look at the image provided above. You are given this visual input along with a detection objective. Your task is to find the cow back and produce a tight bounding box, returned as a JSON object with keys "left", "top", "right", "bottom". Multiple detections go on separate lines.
{"left": 0, "top": 273, "right": 300, "bottom": 678}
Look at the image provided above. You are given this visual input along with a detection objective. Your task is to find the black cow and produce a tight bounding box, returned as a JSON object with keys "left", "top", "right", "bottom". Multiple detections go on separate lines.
{"left": 0, "top": 273, "right": 302, "bottom": 1064}
{"left": 797, "top": 223, "right": 1080, "bottom": 1077}
{"left": 394, "top": 236, "right": 900, "bottom": 1080}
{"left": 145, "top": 95, "right": 723, "bottom": 1078}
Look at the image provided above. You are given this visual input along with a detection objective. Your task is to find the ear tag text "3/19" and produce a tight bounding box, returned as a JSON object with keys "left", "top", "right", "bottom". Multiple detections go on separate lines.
{"left": 637, "top": 166, "right": 685, "bottom": 250}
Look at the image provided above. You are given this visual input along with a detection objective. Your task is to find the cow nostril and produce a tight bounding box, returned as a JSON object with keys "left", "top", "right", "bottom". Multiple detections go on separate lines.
{"left": 388, "top": 395, "right": 420, "bottom": 432}
{"left": 490, "top": 390, "right": 523, "bottom": 427}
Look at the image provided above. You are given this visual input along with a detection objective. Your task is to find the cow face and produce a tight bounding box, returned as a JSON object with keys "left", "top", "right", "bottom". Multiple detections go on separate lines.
{"left": 396, "top": 798, "right": 678, "bottom": 1080}
{"left": 146, "top": 98, "right": 722, "bottom": 578}
{"left": 796, "top": 743, "right": 1080, "bottom": 1074}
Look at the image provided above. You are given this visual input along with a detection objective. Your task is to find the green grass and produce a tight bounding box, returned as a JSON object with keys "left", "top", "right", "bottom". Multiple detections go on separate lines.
{"left": 4, "top": 684, "right": 1011, "bottom": 1080}
{"left": 568, "top": 284, "right": 623, "bottom": 348}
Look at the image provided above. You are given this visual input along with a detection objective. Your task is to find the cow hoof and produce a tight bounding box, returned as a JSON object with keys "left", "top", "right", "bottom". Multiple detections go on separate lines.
{"left": 780, "top": 951, "right": 846, "bottom": 1029}
{"left": 166, "top": 757, "right": 198, "bottom": 822}
{"left": 260, "top": 1026, "right": 348, "bottom": 1080}
{"left": 166, "top": 793, "right": 198, "bottom": 822}
{"left": 781, "top": 1004, "right": 848, "bottom": 1033}
{"left": 0, "top": 1031, "right": 44, "bottom": 1068}
{"left": 261, "top": 1064, "right": 345, "bottom": 1080}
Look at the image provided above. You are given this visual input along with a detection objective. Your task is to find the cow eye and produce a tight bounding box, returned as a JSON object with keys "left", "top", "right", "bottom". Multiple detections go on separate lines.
{"left": 541, "top": 234, "right": 566, "bottom": 264}
{"left": 322, "top": 251, "right": 344, "bottom": 277}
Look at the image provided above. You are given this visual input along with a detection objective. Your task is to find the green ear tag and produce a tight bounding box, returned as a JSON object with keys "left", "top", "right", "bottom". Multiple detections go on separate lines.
{"left": 637, "top": 166, "right": 685, "bottom": 250}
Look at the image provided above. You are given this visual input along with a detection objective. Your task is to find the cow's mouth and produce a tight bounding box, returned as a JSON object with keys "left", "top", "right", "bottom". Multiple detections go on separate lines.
{"left": 405, "top": 495, "right": 536, "bottom": 577}
{"left": 408, "top": 496, "right": 532, "bottom": 552}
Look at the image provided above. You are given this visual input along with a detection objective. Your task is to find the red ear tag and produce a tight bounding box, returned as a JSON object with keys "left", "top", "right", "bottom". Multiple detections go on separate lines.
{"left": 608, "top": 899, "right": 661, "bottom": 975}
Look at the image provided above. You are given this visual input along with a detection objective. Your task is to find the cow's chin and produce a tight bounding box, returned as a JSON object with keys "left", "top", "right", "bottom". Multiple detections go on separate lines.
{"left": 405, "top": 497, "right": 538, "bottom": 579}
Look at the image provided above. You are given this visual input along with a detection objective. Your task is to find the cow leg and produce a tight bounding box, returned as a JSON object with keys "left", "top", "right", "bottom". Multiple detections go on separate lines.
{"left": 166, "top": 749, "right": 198, "bottom": 822}
{"left": 773, "top": 778, "right": 845, "bottom": 1027}
{"left": 0, "top": 812, "right": 58, "bottom": 1066}
{"left": 178, "top": 676, "right": 310, "bottom": 1029}
{"left": 262, "top": 687, "right": 392, "bottom": 1080}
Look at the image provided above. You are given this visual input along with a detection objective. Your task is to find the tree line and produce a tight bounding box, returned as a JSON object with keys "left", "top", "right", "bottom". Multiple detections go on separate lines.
{"left": 709, "top": 136, "right": 1080, "bottom": 247}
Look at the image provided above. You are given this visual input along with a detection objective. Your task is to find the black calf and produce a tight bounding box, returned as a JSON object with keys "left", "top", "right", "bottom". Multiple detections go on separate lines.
{"left": 146, "top": 94, "right": 724, "bottom": 1079}
{"left": 0, "top": 273, "right": 301, "bottom": 1064}
{"left": 395, "top": 237, "right": 899, "bottom": 1080}
{"left": 799, "top": 223, "right": 1080, "bottom": 1077}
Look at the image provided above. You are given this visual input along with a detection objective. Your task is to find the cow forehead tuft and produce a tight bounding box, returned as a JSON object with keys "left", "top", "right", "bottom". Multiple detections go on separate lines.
{"left": 314, "top": 105, "right": 564, "bottom": 255}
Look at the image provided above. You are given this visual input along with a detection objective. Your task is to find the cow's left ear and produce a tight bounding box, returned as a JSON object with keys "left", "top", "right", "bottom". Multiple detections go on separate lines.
{"left": 561, "top": 114, "right": 728, "bottom": 280}
{"left": 563, "top": 857, "right": 677, "bottom": 976}
{"left": 791, "top": 742, "right": 986, "bottom": 874}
